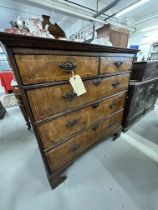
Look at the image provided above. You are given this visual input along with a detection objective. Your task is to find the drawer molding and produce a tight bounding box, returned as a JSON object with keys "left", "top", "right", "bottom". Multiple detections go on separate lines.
{"left": 27, "top": 74, "right": 129, "bottom": 122}
{"left": 43, "top": 108, "right": 124, "bottom": 153}
{"left": 15, "top": 55, "right": 99, "bottom": 84}
{"left": 100, "top": 57, "right": 133, "bottom": 75}
{"left": 35, "top": 90, "right": 127, "bottom": 126}
{"left": 49, "top": 126, "right": 122, "bottom": 182}
{"left": 45, "top": 110, "right": 124, "bottom": 172}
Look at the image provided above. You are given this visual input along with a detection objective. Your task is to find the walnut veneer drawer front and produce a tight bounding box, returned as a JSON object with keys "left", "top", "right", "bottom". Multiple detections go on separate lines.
{"left": 46, "top": 110, "right": 123, "bottom": 172}
{"left": 15, "top": 55, "right": 99, "bottom": 84}
{"left": 38, "top": 92, "right": 126, "bottom": 149}
{"left": 100, "top": 57, "right": 133, "bottom": 74}
{"left": 27, "top": 74, "right": 129, "bottom": 121}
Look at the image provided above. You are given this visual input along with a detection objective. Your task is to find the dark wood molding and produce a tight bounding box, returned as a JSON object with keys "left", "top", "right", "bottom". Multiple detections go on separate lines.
{"left": 0, "top": 32, "right": 138, "bottom": 54}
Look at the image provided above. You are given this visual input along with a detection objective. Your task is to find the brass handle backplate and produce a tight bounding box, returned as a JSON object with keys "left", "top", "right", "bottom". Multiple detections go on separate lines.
{"left": 108, "top": 124, "right": 114, "bottom": 129}
{"left": 109, "top": 100, "right": 116, "bottom": 109}
{"left": 63, "top": 91, "right": 77, "bottom": 101}
{"left": 59, "top": 61, "right": 77, "bottom": 73}
{"left": 92, "top": 123, "right": 99, "bottom": 131}
{"left": 92, "top": 102, "right": 99, "bottom": 109}
{"left": 66, "top": 119, "right": 78, "bottom": 128}
{"left": 69, "top": 143, "right": 80, "bottom": 152}
{"left": 93, "top": 79, "right": 102, "bottom": 86}
{"left": 112, "top": 81, "right": 120, "bottom": 88}
{"left": 114, "top": 61, "right": 123, "bottom": 68}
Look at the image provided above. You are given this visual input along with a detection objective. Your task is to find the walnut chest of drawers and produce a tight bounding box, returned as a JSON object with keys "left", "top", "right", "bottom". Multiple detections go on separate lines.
{"left": 0, "top": 33, "right": 137, "bottom": 189}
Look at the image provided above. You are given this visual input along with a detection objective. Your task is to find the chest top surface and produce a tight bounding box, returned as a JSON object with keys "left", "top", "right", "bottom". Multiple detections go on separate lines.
{"left": 0, "top": 32, "right": 138, "bottom": 54}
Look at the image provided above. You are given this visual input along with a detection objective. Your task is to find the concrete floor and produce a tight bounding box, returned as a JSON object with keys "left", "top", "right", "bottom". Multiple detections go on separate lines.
{"left": 0, "top": 105, "right": 158, "bottom": 210}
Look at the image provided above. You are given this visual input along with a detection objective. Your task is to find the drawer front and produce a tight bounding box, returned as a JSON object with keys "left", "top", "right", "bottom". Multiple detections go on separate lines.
{"left": 27, "top": 74, "right": 129, "bottom": 121}
{"left": 46, "top": 110, "right": 123, "bottom": 172}
{"left": 38, "top": 92, "right": 126, "bottom": 149}
{"left": 15, "top": 55, "right": 99, "bottom": 84}
{"left": 100, "top": 57, "right": 133, "bottom": 74}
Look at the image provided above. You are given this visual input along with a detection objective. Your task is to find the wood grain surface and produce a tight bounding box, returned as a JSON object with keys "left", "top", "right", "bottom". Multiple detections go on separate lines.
{"left": 27, "top": 74, "right": 129, "bottom": 121}
{"left": 38, "top": 92, "right": 126, "bottom": 149}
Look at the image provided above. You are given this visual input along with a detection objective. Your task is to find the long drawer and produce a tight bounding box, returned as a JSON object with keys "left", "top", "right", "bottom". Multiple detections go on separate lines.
{"left": 46, "top": 110, "right": 123, "bottom": 172}
{"left": 27, "top": 74, "right": 129, "bottom": 121}
{"left": 15, "top": 55, "right": 99, "bottom": 84}
{"left": 100, "top": 56, "right": 133, "bottom": 74}
{"left": 38, "top": 92, "right": 126, "bottom": 150}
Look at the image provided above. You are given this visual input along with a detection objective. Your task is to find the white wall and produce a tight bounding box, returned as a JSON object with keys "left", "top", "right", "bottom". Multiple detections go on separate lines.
{"left": 128, "top": 13, "right": 158, "bottom": 59}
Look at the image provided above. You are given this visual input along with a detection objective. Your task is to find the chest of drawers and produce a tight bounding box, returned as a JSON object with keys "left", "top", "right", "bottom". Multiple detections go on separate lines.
{"left": 0, "top": 33, "right": 137, "bottom": 189}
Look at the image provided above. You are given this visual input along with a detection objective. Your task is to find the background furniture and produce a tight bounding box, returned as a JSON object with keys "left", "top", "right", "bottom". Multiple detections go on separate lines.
{"left": 0, "top": 100, "right": 6, "bottom": 119}
{"left": 0, "top": 71, "right": 14, "bottom": 94}
{"left": 130, "top": 61, "right": 158, "bottom": 81}
{"left": 96, "top": 24, "right": 129, "bottom": 48}
{"left": 0, "top": 32, "right": 137, "bottom": 189}
{"left": 11, "top": 84, "right": 31, "bottom": 129}
{"left": 123, "top": 61, "right": 158, "bottom": 131}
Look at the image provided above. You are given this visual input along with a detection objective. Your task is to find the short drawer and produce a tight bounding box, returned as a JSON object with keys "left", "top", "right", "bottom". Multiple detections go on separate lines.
{"left": 15, "top": 55, "right": 99, "bottom": 84}
{"left": 38, "top": 92, "right": 126, "bottom": 149}
{"left": 100, "top": 56, "right": 133, "bottom": 74}
{"left": 27, "top": 74, "right": 129, "bottom": 121}
{"left": 45, "top": 110, "right": 123, "bottom": 172}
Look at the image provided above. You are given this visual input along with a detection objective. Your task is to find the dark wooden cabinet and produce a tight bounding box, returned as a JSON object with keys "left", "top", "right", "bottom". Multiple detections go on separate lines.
{"left": 131, "top": 61, "right": 158, "bottom": 81}
{"left": 0, "top": 32, "right": 137, "bottom": 189}
{"left": 96, "top": 24, "right": 129, "bottom": 48}
{"left": 123, "top": 61, "right": 158, "bottom": 131}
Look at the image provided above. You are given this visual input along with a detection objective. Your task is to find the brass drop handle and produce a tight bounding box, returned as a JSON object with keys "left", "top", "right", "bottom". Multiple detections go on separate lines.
{"left": 59, "top": 61, "right": 77, "bottom": 73}
{"left": 63, "top": 91, "right": 77, "bottom": 101}
{"left": 69, "top": 143, "right": 80, "bottom": 153}
{"left": 92, "top": 102, "right": 99, "bottom": 108}
{"left": 112, "top": 81, "right": 120, "bottom": 88}
{"left": 114, "top": 61, "right": 123, "bottom": 68}
{"left": 92, "top": 123, "right": 99, "bottom": 131}
{"left": 93, "top": 79, "right": 102, "bottom": 86}
{"left": 108, "top": 124, "right": 114, "bottom": 129}
{"left": 66, "top": 119, "right": 78, "bottom": 128}
{"left": 109, "top": 100, "right": 116, "bottom": 109}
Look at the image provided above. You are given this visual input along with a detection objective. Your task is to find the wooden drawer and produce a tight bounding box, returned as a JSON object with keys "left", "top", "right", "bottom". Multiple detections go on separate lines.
{"left": 27, "top": 74, "right": 129, "bottom": 122}
{"left": 46, "top": 110, "right": 123, "bottom": 172}
{"left": 38, "top": 92, "right": 126, "bottom": 149}
{"left": 100, "top": 56, "right": 133, "bottom": 74}
{"left": 15, "top": 55, "right": 99, "bottom": 84}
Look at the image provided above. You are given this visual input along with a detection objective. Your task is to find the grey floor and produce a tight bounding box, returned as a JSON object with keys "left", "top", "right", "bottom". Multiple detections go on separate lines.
{"left": 0, "top": 105, "right": 158, "bottom": 210}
